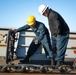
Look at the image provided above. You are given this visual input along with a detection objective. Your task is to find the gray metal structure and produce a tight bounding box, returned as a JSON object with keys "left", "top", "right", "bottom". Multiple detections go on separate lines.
{"left": 0, "top": 27, "right": 76, "bottom": 64}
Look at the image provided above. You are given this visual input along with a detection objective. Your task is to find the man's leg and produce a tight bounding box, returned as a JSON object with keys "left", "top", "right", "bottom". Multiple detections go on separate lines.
{"left": 20, "top": 41, "right": 41, "bottom": 63}
{"left": 51, "top": 36, "right": 57, "bottom": 65}
{"left": 42, "top": 41, "right": 54, "bottom": 67}
{"left": 55, "top": 34, "right": 69, "bottom": 68}
{"left": 51, "top": 36, "right": 57, "bottom": 56}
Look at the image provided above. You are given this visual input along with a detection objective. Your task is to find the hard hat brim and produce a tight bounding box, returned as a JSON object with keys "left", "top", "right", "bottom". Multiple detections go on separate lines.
{"left": 41, "top": 6, "right": 48, "bottom": 15}
{"left": 27, "top": 21, "right": 35, "bottom": 25}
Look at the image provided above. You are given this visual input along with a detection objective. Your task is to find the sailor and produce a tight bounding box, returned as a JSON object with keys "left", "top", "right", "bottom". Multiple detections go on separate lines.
{"left": 38, "top": 4, "right": 70, "bottom": 68}
{"left": 16, "top": 15, "right": 54, "bottom": 67}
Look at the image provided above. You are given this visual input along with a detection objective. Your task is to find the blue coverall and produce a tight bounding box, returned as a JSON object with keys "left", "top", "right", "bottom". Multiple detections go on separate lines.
{"left": 16, "top": 21, "right": 53, "bottom": 59}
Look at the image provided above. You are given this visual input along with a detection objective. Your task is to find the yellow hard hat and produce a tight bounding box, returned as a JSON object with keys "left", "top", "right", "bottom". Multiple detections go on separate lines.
{"left": 27, "top": 15, "right": 36, "bottom": 25}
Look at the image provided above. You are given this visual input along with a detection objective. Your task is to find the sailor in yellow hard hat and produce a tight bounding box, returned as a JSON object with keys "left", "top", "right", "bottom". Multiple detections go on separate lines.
{"left": 16, "top": 15, "right": 54, "bottom": 68}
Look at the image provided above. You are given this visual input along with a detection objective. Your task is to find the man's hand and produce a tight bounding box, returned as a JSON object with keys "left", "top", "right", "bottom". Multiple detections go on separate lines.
{"left": 11, "top": 29, "right": 17, "bottom": 33}
{"left": 34, "top": 40, "right": 38, "bottom": 44}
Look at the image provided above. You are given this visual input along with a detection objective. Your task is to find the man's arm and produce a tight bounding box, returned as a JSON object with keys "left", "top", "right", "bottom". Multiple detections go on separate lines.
{"left": 35, "top": 24, "right": 46, "bottom": 42}
{"left": 16, "top": 25, "right": 30, "bottom": 32}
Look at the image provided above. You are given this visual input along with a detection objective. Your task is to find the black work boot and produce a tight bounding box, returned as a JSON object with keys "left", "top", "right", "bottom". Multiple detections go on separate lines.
{"left": 55, "top": 61, "right": 63, "bottom": 69}
{"left": 19, "top": 55, "right": 30, "bottom": 64}
{"left": 47, "top": 58, "right": 55, "bottom": 72}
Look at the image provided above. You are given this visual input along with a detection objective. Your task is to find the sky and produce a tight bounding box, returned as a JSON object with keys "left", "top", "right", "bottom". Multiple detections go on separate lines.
{"left": 0, "top": 0, "right": 76, "bottom": 32}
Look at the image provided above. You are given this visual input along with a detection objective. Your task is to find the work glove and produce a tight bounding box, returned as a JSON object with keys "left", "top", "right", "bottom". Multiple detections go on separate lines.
{"left": 11, "top": 28, "right": 17, "bottom": 33}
